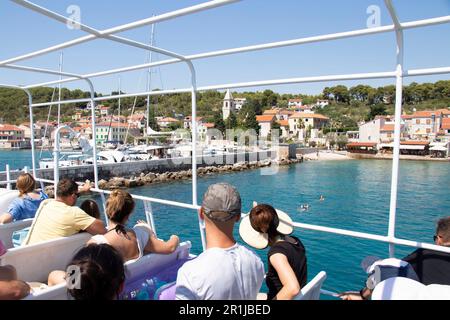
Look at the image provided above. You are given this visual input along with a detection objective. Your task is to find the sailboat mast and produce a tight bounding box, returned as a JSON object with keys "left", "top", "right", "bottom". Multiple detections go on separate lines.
{"left": 118, "top": 76, "right": 121, "bottom": 121}
{"left": 146, "top": 22, "right": 155, "bottom": 137}
{"left": 58, "top": 52, "right": 63, "bottom": 127}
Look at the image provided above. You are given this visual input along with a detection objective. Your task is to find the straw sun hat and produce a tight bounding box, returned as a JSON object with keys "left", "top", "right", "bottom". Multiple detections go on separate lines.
{"left": 239, "top": 204, "right": 293, "bottom": 249}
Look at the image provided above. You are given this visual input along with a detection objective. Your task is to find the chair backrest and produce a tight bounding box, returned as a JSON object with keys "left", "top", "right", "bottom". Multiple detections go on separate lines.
{"left": 0, "top": 219, "right": 33, "bottom": 249}
{"left": 293, "top": 271, "right": 327, "bottom": 300}
{"left": 154, "top": 281, "right": 177, "bottom": 300}
{"left": 0, "top": 190, "right": 19, "bottom": 213}
{"left": 0, "top": 233, "right": 91, "bottom": 282}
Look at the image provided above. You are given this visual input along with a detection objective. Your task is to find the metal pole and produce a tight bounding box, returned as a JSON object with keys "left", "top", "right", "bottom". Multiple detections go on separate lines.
{"left": 6, "top": 165, "right": 11, "bottom": 190}
{"left": 385, "top": 0, "right": 404, "bottom": 258}
{"left": 118, "top": 76, "right": 121, "bottom": 123}
{"left": 146, "top": 23, "right": 155, "bottom": 139}
{"left": 58, "top": 52, "right": 63, "bottom": 127}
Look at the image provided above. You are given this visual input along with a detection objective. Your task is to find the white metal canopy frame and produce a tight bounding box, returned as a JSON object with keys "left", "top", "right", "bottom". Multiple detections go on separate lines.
{"left": 1, "top": 0, "right": 450, "bottom": 286}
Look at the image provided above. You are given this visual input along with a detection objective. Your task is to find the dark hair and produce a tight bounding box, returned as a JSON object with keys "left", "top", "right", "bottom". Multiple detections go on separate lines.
{"left": 57, "top": 178, "right": 78, "bottom": 198}
{"left": 106, "top": 190, "right": 135, "bottom": 224}
{"left": 67, "top": 244, "right": 125, "bottom": 300}
{"left": 437, "top": 217, "right": 450, "bottom": 243}
{"left": 80, "top": 199, "right": 100, "bottom": 219}
{"left": 249, "top": 204, "right": 280, "bottom": 240}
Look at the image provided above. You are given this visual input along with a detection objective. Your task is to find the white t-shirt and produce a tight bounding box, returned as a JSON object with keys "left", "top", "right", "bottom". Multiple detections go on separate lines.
{"left": 175, "top": 243, "right": 265, "bottom": 300}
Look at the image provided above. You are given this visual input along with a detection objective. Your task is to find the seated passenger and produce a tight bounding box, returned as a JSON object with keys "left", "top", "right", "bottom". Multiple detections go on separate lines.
{"left": 0, "top": 173, "right": 48, "bottom": 224}
{"left": 0, "top": 265, "right": 30, "bottom": 300}
{"left": 240, "top": 204, "right": 307, "bottom": 300}
{"left": 48, "top": 190, "right": 180, "bottom": 287}
{"left": 87, "top": 189, "right": 179, "bottom": 261}
{"left": 176, "top": 183, "right": 265, "bottom": 300}
{"left": 80, "top": 199, "right": 100, "bottom": 219}
{"left": 67, "top": 243, "right": 125, "bottom": 300}
{"left": 340, "top": 216, "right": 450, "bottom": 300}
{"left": 22, "top": 178, "right": 106, "bottom": 246}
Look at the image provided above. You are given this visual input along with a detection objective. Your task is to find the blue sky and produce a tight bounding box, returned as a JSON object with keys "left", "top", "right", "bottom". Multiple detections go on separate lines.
{"left": 0, "top": 0, "right": 449, "bottom": 96}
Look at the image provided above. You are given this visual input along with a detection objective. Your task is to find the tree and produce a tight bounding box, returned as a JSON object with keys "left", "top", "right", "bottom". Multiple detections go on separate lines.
{"left": 336, "top": 135, "right": 348, "bottom": 150}
{"left": 367, "top": 104, "right": 387, "bottom": 120}
{"left": 225, "top": 112, "right": 237, "bottom": 130}
{"left": 242, "top": 109, "right": 260, "bottom": 134}
{"left": 213, "top": 112, "right": 226, "bottom": 133}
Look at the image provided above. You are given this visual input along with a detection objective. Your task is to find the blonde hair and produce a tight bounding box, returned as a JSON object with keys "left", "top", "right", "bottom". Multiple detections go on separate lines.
{"left": 106, "top": 189, "right": 135, "bottom": 224}
{"left": 16, "top": 173, "right": 36, "bottom": 197}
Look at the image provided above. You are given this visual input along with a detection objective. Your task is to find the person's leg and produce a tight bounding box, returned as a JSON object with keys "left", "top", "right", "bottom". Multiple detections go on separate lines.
{"left": 48, "top": 270, "right": 66, "bottom": 287}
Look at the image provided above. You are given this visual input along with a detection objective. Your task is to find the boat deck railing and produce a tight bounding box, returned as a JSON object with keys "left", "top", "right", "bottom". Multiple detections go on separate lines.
{"left": 1, "top": 0, "right": 450, "bottom": 298}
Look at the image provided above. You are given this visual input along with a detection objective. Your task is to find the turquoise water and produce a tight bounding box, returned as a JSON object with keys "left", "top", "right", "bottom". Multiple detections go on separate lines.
{"left": 2, "top": 150, "right": 449, "bottom": 297}
{"left": 0, "top": 150, "right": 51, "bottom": 171}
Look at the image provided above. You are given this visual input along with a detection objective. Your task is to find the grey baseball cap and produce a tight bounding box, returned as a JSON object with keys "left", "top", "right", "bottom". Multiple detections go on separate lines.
{"left": 202, "top": 183, "right": 242, "bottom": 222}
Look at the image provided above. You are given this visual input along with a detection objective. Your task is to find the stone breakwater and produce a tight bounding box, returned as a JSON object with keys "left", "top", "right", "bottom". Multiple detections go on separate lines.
{"left": 43, "top": 158, "right": 302, "bottom": 196}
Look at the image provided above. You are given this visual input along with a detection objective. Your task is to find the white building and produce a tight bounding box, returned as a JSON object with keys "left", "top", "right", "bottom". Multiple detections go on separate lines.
{"left": 315, "top": 99, "right": 329, "bottom": 108}
{"left": 222, "top": 89, "right": 236, "bottom": 121}
{"left": 288, "top": 99, "right": 303, "bottom": 108}
{"left": 183, "top": 116, "right": 203, "bottom": 129}
{"left": 288, "top": 112, "right": 329, "bottom": 140}
{"left": 96, "top": 122, "right": 139, "bottom": 144}
{"left": 234, "top": 98, "right": 247, "bottom": 111}
{"left": 256, "top": 115, "right": 275, "bottom": 138}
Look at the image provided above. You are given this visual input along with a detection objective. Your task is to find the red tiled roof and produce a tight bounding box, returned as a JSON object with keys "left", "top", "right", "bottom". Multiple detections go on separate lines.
{"left": 158, "top": 117, "right": 179, "bottom": 122}
{"left": 263, "top": 109, "right": 279, "bottom": 115}
{"left": 290, "top": 112, "right": 329, "bottom": 120}
{"left": 380, "top": 124, "right": 395, "bottom": 132}
{"left": 288, "top": 99, "right": 302, "bottom": 102}
{"left": 0, "top": 124, "right": 23, "bottom": 131}
{"left": 256, "top": 115, "right": 275, "bottom": 123}
{"left": 347, "top": 142, "right": 377, "bottom": 148}
{"left": 203, "top": 123, "right": 215, "bottom": 128}
{"left": 401, "top": 140, "right": 430, "bottom": 146}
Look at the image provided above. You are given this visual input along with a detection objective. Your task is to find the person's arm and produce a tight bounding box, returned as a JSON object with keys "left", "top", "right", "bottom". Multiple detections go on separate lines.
{"left": 339, "top": 287, "right": 371, "bottom": 300}
{"left": 84, "top": 219, "right": 107, "bottom": 235}
{"left": 78, "top": 180, "right": 91, "bottom": 194}
{"left": 0, "top": 280, "right": 30, "bottom": 300}
{"left": 144, "top": 234, "right": 180, "bottom": 254}
{"left": 0, "top": 213, "right": 13, "bottom": 224}
{"left": 269, "top": 253, "right": 301, "bottom": 300}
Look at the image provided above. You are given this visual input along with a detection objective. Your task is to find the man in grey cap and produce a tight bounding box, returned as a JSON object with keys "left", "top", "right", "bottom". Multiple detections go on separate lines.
{"left": 176, "top": 183, "right": 265, "bottom": 300}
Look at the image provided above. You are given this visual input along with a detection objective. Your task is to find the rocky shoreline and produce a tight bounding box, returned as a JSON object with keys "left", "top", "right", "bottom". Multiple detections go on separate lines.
{"left": 44, "top": 158, "right": 303, "bottom": 195}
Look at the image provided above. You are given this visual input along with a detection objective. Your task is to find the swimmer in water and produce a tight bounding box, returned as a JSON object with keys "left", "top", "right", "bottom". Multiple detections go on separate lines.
{"left": 319, "top": 195, "right": 325, "bottom": 201}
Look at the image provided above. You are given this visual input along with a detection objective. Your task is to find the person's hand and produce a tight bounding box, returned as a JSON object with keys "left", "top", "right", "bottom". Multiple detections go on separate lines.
{"left": 79, "top": 180, "right": 91, "bottom": 194}
{"left": 170, "top": 235, "right": 180, "bottom": 246}
{"left": 338, "top": 291, "right": 364, "bottom": 300}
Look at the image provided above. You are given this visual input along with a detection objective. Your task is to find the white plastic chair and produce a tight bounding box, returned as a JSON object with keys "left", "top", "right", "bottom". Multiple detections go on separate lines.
{"left": 293, "top": 271, "right": 327, "bottom": 300}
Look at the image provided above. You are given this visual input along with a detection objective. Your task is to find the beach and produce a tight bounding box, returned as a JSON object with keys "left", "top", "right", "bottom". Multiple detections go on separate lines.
{"left": 303, "top": 151, "right": 351, "bottom": 161}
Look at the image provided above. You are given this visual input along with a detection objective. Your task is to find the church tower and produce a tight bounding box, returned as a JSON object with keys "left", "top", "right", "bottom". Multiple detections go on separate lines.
{"left": 222, "top": 89, "right": 235, "bottom": 121}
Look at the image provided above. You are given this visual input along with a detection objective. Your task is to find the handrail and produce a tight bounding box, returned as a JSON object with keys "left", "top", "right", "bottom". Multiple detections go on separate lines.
{"left": 4, "top": 0, "right": 241, "bottom": 66}
{"left": 21, "top": 15, "right": 450, "bottom": 90}
{"left": 384, "top": 0, "right": 404, "bottom": 258}
{"left": 0, "top": 66, "right": 100, "bottom": 189}
{"left": 23, "top": 67, "right": 449, "bottom": 108}
{"left": 0, "top": 84, "right": 36, "bottom": 177}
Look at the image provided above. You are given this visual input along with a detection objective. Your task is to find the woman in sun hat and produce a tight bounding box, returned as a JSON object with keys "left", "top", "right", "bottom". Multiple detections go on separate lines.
{"left": 239, "top": 203, "right": 307, "bottom": 300}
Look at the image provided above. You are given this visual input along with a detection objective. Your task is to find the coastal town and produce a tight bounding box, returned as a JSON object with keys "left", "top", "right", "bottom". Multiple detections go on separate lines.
{"left": 0, "top": 87, "right": 448, "bottom": 161}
